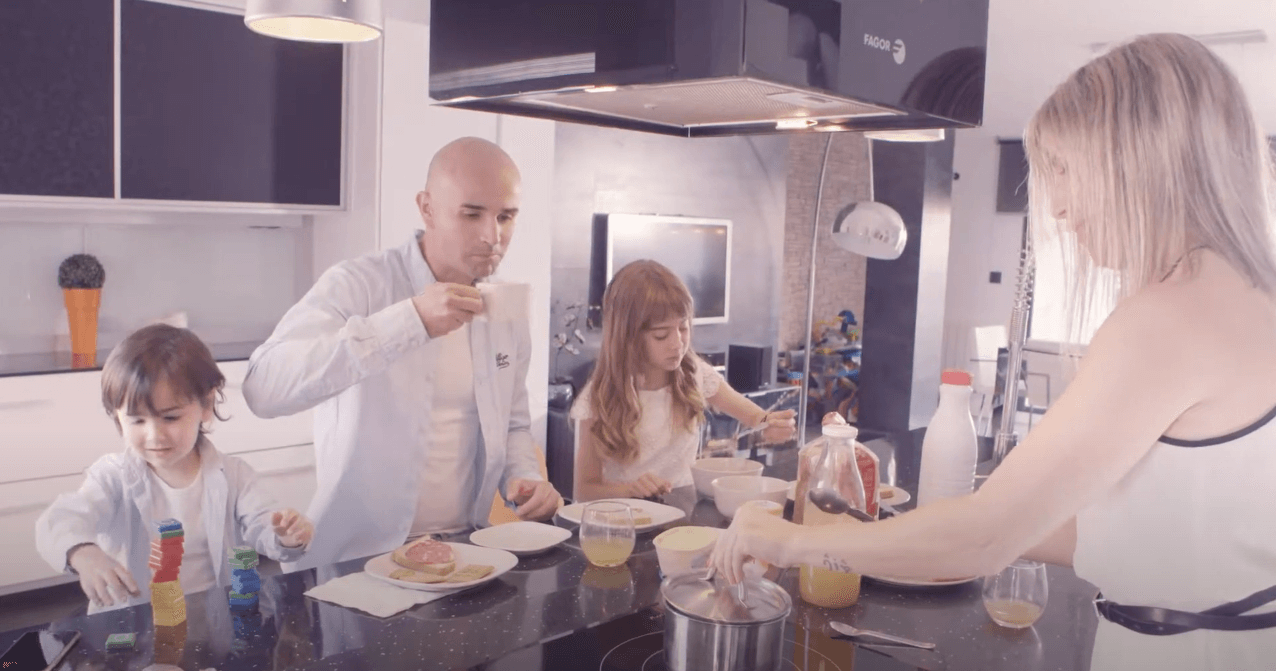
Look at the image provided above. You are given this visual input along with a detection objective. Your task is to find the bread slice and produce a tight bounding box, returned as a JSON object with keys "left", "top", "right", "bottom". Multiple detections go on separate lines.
{"left": 391, "top": 539, "right": 456, "bottom": 576}
{"left": 390, "top": 568, "right": 448, "bottom": 584}
{"left": 445, "top": 564, "right": 495, "bottom": 583}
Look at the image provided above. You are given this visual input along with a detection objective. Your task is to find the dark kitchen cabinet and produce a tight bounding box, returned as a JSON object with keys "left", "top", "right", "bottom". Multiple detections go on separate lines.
{"left": 119, "top": 0, "right": 344, "bottom": 206}
{"left": 0, "top": 0, "right": 115, "bottom": 198}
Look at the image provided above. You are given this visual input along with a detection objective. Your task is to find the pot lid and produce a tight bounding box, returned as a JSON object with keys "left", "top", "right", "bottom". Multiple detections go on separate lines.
{"left": 661, "top": 572, "right": 791, "bottom": 624}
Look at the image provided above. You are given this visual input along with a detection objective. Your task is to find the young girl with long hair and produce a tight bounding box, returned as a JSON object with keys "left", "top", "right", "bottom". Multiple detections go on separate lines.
{"left": 572, "top": 260, "right": 796, "bottom": 501}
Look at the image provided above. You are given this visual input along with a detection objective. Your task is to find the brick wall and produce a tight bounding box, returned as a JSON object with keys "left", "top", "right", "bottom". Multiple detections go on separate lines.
{"left": 781, "top": 132, "right": 871, "bottom": 352}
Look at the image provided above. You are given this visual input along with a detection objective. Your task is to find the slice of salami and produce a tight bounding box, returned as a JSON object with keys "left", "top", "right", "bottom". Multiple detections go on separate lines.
{"left": 405, "top": 540, "right": 453, "bottom": 564}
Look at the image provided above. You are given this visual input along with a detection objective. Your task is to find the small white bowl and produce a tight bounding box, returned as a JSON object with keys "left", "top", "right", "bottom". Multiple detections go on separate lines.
{"left": 712, "top": 475, "right": 789, "bottom": 519}
{"left": 653, "top": 526, "right": 721, "bottom": 578}
{"left": 691, "top": 457, "right": 764, "bottom": 499}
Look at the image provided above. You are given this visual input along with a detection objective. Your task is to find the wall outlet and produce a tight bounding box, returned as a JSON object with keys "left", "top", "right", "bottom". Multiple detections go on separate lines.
{"left": 989, "top": 271, "right": 1002, "bottom": 284}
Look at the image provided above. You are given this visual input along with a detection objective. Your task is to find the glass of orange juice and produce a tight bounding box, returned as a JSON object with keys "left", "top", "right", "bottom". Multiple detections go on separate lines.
{"left": 983, "top": 559, "right": 1049, "bottom": 629}
{"left": 580, "top": 502, "right": 636, "bottom": 567}
{"left": 798, "top": 504, "right": 863, "bottom": 608}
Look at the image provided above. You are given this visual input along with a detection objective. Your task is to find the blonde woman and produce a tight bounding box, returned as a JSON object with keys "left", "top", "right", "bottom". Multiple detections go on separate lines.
{"left": 711, "top": 33, "right": 1276, "bottom": 669}
{"left": 571, "top": 260, "right": 796, "bottom": 502}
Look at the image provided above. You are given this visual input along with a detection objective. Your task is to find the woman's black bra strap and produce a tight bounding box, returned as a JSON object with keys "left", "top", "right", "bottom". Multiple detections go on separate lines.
{"left": 1095, "top": 584, "right": 1276, "bottom": 635}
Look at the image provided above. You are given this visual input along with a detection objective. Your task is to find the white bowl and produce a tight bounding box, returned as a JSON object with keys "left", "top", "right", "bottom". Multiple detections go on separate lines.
{"left": 653, "top": 526, "right": 721, "bottom": 578}
{"left": 712, "top": 475, "right": 789, "bottom": 519}
{"left": 691, "top": 457, "right": 764, "bottom": 499}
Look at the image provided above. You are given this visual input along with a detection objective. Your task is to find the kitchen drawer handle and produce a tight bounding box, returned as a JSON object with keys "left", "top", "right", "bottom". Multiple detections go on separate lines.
{"left": 0, "top": 399, "right": 53, "bottom": 411}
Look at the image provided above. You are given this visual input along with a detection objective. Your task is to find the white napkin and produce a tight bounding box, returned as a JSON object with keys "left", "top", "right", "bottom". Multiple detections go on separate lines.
{"left": 304, "top": 572, "right": 455, "bottom": 618}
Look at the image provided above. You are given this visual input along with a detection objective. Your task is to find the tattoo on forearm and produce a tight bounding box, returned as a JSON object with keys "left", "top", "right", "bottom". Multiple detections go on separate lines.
{"left": 822, "top": 554, "right": 854, "bottom": 574}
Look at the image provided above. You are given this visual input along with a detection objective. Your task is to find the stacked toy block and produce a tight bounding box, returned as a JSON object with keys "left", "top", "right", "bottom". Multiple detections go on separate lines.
{"left": 148, "top": 519, "right": 187, "bottom": 626}
{"left": 152, "top": 620, "right": 188, "bottom": 666}
{"left": 228, "top": 546, "right": 261, "bottom": 610}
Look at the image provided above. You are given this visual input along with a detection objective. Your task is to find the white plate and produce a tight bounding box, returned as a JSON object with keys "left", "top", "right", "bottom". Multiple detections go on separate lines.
{"left": 364, "top": 542, "right": 519, "bottom": 592}
{"left": 879, "top": 485, "right": 911, "bottom": 506}
{"left": 469, "top": 521, "right": 573, "bottom": 556}
{"left": 863, "top": 574, "right": 978, "bottom": 588}
{"left": 555, "top": 498, "right": 686, "bottom": 532}
{"left": 786, "top": 481, "right": 911, "bottom": 506}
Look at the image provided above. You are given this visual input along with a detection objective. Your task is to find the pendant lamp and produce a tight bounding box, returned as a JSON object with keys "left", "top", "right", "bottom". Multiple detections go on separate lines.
{"left": 244, "top": 0, "right": 383, "bottom": 43}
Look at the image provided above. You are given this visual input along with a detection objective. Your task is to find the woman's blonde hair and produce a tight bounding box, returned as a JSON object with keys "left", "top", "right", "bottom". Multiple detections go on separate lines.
{"left": 580, "top": 260, "right": 706, "bottom": 464}
{"left": 1024, "top": 32, "right": 1276, "bottom": 343}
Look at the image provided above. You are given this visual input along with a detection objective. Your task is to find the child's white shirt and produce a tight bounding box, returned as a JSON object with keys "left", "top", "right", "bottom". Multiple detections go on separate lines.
{"left": 148, "top": 466, "right": 216, "bottom": 595}
{"left": 35, "top": 437, "right": 306, "bottom": 614}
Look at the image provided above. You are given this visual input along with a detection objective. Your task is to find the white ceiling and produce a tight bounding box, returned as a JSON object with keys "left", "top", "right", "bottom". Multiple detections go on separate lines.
{"left": 982, "top": 0, "right": 1276, "bottom": 137}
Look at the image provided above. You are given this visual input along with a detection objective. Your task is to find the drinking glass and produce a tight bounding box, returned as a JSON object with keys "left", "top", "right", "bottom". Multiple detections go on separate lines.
{"left": 579, "top": 502, "right": 636, "bottom": 567}
{"left": 982, "top": 559, "right": 1049, "bottom": 629}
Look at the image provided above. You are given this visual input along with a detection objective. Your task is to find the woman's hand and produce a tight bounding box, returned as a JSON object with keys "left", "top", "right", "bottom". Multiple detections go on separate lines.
{"left": 758, "top": 409, "right": 798, "bottom": 443}
{"left": 68, "top": 543, "right": 140, "bottom": 608}
{"left": 626, "top": 473, "right": 672, "bottom": 498}
{"left": 272, "top": 509, "right": 315, "bottom": 548}
{"left": 710, "top": 504, "right": 804, "bottom": 585}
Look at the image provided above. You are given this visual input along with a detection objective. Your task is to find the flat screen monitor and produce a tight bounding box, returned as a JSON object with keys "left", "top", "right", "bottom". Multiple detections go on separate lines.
{"left": 596, "top": 213, "right": 732, "bottom": 325}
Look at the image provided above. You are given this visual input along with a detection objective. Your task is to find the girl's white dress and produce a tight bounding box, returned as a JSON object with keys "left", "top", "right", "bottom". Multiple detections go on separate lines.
{"left": 571, "top": 359, "right": 723, "bottom": 489}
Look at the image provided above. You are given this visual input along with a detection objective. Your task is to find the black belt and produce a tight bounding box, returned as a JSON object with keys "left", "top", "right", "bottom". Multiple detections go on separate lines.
{"left": 1095, "top": 584, "right": 1276, "bottom": 635}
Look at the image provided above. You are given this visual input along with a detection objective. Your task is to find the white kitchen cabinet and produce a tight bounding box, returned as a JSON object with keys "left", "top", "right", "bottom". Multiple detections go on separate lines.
{"left": 0, "top": 360, "right": 312, "bottom": 483}
{"left": 232, "top": 443, "right": 318, "bottom": 519}
{"left": 0, "top": 369, "right": 121, "bottom": 484}
{"left": 0, "top": 473, "right": 84, "bottom": 595}
{"left": 212, "top": 360, "right": 313, "bottom": 456}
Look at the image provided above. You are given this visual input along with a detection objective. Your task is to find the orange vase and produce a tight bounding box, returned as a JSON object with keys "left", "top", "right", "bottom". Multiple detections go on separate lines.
{"left": 63, "top": 288, "right": 101, "bottom": 368}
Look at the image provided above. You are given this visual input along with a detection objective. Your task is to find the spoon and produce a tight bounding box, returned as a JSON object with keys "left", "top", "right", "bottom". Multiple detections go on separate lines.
{"left": 700, "top": 566, "right": 752, "bottom": 608}
{"left": 806, "top": 440, "right": 875, "bottom": 522}
{"left": 828, "top": 621, "right": 935, "bottom": 650}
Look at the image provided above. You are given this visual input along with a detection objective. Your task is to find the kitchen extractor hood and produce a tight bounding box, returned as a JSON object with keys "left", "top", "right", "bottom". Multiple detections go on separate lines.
{"left": 428, "top": 0, "right": 988, "bottom": 137}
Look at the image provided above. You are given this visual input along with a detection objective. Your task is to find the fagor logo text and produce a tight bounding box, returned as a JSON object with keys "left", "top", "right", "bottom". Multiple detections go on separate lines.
{"left": 864, "top": 33, "right": 907, "bottom": 65}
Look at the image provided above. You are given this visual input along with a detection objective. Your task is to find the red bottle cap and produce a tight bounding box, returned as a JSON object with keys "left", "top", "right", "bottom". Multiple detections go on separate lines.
{"left": 941, "top": 369, "right": 972, "bottom": 386}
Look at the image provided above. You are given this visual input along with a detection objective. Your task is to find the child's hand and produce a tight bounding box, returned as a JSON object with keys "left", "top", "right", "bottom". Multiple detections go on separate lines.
{"left": 68, "top": 544, "right": 139, "bottom": 608}
{"left": 272, "top": 509, "right": 314, "bottom": 548}
{"left": 759, "top": 409, "right": 798, "bottom": 444}
{"left": 627, "top": 473, "right": 672, "bottom": 499}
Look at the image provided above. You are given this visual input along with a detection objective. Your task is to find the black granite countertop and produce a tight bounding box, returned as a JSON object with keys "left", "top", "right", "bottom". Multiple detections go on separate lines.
{"left": 0, "top": 341, "right": 260, "bottom": 378}
{"left": 0, "top": 430, "right": 1099, "bottom": 671}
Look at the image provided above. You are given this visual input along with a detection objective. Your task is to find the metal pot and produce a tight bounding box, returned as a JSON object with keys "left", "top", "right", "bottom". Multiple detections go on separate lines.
{"left": 661, "top": 571, "right": 792, "bottom": 671}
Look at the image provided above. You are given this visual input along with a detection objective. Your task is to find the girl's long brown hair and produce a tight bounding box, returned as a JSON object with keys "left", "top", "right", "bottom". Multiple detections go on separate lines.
{"left": 582, "top": 260, "right": 707, "bottom": 464}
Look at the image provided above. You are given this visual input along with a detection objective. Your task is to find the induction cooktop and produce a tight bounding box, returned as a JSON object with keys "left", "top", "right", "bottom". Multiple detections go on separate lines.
{"left": 525, "top": 607, "right": 927, "bottom": 671}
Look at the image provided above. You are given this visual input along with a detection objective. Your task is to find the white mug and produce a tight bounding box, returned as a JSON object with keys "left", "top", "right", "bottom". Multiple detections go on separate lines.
{"left": 475, "top": 282, "right": 530, "bottom": 323}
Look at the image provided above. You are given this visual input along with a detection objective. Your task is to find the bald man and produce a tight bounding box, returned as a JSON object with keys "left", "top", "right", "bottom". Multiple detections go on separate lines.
{"left": 242, "top": 137, "right": 563, "bottom": 573}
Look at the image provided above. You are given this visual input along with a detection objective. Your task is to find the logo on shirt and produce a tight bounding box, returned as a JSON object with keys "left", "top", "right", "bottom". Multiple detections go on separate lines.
{"left": 496, "top": 353, "right": 510, "bottom": 370}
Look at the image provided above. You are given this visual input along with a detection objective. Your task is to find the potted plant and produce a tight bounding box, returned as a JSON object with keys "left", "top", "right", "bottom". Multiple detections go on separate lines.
{"left": 58, "top": 254, "right": 105, "bottom": 367}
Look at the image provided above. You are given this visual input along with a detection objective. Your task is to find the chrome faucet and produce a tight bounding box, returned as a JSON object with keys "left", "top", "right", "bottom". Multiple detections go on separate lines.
{"left": 993, "top": 237, "right": 1036, "bottom": 466}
